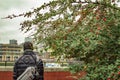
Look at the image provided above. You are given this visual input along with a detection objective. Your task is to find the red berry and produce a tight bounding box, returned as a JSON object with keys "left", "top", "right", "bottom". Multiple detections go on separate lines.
{"left": 103, "top": 18, "right": 106, "bottom": 21}
{"left": 90, "top": 29, "right": 94, "bottom": 32}
{"left": 96, "top": 16, "right": 99, "bottom": 20}
{"left": 118, "top": 66, "right": 120, "bottom": 68}
{"left": 107, "top": 78, "right": 110, "bottom": 80}
{"left": 85, "top": 38, "right": 89, "bottom": 42}
{"left": 64, "top": 36, "right": 67, "bottom": 40}
{"left": 118, "top": 72, "right": 120, "bottom": 75}
{"left": 96, "top": 31, "right": 99, "bottom": 35}
{"left": 97, "top": 27, "right": 101, "bottom": 30}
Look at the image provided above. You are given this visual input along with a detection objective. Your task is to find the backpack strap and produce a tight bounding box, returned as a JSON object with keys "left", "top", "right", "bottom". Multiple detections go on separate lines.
{"left": 31, "top": 52, "right": 39, "bottom": 65}
{"left": 29, "top": 52, "right": 40, "bottom": 79}
{"left": 36, "top": 54, "right": 39, "bottom": 62}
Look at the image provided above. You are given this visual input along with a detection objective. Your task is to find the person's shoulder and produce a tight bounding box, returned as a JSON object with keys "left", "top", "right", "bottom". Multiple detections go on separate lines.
{"left": 33, "top": 51, "right": 39, "bottom": 55}
{"left": 15, "top": 55, "right": 24, "bottom": 63}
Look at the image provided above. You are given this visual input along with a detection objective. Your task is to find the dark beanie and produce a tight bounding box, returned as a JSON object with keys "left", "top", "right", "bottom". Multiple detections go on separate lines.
{"left": 23, "top": 41, "right": 33, "bottom": 50}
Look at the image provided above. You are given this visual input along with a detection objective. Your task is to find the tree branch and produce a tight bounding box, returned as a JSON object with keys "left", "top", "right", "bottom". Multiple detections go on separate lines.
{"left": 74, "top": 0, "right": 120, "bottom": 10}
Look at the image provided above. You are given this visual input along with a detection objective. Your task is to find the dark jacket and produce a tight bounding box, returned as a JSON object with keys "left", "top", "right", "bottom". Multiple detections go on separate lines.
{"left": 13, "top": 50, "right": 44, "bottom": 80}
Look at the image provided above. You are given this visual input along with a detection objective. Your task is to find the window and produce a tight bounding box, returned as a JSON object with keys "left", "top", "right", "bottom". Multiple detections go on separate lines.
{"left": 6, "top": 56, "right": 10, "bottom": 61}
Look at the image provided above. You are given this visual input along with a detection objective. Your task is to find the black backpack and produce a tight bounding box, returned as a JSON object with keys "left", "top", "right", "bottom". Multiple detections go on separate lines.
{"left": 17, "top": 51, "right": 39, "bottom": 80}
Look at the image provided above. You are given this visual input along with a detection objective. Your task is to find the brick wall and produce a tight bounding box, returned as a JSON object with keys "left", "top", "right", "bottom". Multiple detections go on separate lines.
{"left": 0, "top": 71, "right": 12, "bottom": 80}
{"left": 0, "top": 71, "right": 76, "bottom": 80}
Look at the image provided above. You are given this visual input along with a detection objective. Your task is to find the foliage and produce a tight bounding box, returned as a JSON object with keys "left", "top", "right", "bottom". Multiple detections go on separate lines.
{"left": 68, "top": 59, "right": 120, "bottom": 79}
{"left": 0, "top": 62, "right": 14, "bottom": 66}
{"left": 6, "top": 0, "right": 120, "bottom": 79}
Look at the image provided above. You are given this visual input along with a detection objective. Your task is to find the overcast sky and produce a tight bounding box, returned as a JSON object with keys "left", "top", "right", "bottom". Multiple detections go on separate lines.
{"left": 0, "top": 0, "right": 51, "bottom": 44}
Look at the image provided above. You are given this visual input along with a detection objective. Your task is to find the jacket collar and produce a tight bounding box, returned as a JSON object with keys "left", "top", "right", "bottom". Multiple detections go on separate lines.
{"left": 24, "top": 49, "right": 33, "bottom": 52}
{"left": 24, "top": 49, "right": 33, "bottom": 55}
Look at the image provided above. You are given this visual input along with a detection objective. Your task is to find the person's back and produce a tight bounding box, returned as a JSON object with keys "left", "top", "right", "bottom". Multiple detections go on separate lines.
{"left": 13, "top": 42, "right": 44, "bottom": 80}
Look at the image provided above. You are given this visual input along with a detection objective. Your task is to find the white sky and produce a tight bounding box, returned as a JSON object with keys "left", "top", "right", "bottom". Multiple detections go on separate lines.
{"left": 0, "top": 0, "right": 51, "bottom": 44}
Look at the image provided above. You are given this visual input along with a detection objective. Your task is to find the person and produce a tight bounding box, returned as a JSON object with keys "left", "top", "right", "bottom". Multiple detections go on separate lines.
{"left": 13, "top": 41, "right": 44, "bottom": 80}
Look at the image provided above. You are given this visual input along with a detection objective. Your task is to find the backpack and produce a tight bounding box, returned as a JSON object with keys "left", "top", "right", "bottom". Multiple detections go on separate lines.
{"left": 17, "top": 54, "right": 39, "bottom": 80}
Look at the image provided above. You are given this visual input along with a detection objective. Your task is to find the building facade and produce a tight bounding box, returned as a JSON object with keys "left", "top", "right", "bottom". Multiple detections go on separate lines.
{"left": 0, "top": 40, "right": 22, "bottom": 62}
